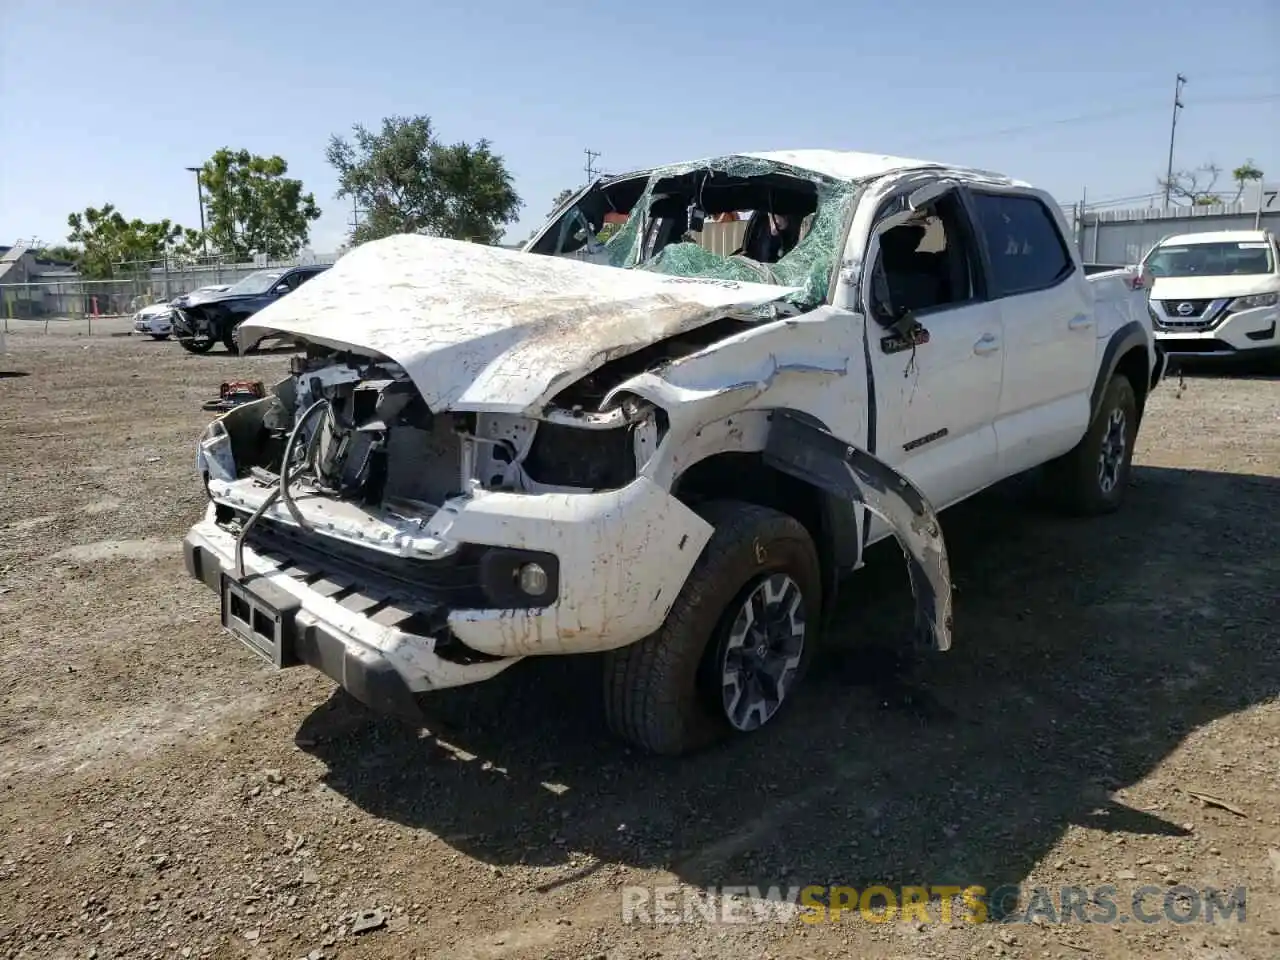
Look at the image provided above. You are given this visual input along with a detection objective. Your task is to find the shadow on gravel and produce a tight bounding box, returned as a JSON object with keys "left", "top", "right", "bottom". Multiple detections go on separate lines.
{"left": 1169, "top": 357, "right": 1280, "bottom": 381}
{"left": 296, "top": 464, "right": 1280, "bottom": 903}
{"left": 0, "top": 371, "right": 30, "bottom": 379}
{"left": 179, "top": 345, "right": 300, "bottom": 358}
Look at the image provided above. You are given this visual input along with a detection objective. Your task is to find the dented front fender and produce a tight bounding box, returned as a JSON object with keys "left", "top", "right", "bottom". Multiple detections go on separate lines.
{"left": 763, "top": 410, "right": 953, "bottom": 650}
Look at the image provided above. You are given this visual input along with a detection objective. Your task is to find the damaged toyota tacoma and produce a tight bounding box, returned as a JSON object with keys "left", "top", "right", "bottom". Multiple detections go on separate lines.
{"left": 182, "top": 150, "right": 1165, "bottom": 755}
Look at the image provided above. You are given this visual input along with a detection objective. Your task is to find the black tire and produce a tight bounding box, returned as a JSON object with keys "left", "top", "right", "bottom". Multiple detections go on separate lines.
{"left": 150, "top": 334, "right": 169, "bottom": 341}
{"left": 1046, "top": 375, "right": 1139, "bottom": 516}
{"left": 222, "top": 330, "right": 239, "bottom": 354}
{"left": 602, "top": 500, "right": 822, "bottom": 756}
{"left": 178, "top": 337, "right": 215, "bottom": 355}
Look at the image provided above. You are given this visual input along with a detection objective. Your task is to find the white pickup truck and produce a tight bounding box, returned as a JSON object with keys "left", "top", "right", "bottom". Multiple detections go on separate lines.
{"left": 183, "top": 150, "right": 1164, "bottom": 755}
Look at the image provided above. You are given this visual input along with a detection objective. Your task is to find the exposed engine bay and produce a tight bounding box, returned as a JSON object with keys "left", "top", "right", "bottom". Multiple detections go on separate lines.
{"left": 199, "top": 336, "right": 724, "bottom": 558}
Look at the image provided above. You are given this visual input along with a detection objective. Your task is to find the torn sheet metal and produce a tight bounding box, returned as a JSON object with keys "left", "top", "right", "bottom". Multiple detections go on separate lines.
{"left": 237, "top": 234, "right": 800, "bottom": 416}
{"left": 763, "top": 410, "right": 953, "bottom": 650}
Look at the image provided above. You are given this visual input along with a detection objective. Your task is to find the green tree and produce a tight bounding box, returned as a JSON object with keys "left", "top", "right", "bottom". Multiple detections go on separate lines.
{"left": 199, "top": 148, "right": 321, "bottom": 260}
{"left": 65, "top": 204, "right": 186, "bottom": 278}
{"left": 167, "top": 228, "right": 208, "bottom": 264}
{"left": 326, "top": 115, "right": 522, "bottom": 245}
{"left": 34, "top": 244, "right": 81, "bottom": 264}
{"left": 1232, "top": 160, "right": 1264, "bottom": 202}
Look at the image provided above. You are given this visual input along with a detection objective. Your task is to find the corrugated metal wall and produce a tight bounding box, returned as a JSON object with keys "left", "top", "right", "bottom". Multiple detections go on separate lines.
{"left": 696, "top": 221, "right": 749, "bottom": 256}
{"left": 1078, "top": 205, "right": 1280, "bottom": 265}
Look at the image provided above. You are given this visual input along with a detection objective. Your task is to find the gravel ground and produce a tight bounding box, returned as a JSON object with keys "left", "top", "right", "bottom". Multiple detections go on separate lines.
{"left": 1, "top": 330, "right": 1278, "bottom": 960}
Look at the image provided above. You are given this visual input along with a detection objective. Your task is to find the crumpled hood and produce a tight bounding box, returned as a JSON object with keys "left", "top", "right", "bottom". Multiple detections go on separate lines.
{"left": 173, "top": 291, "right": 220, "bottom": 309}
{"left": 237, "top": 234, "right": 800, "bottom": 414}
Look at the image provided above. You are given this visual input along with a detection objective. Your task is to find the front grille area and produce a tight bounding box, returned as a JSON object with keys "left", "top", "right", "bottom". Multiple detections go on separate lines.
{"left": 1157, "top": 298, "right": 1212, "bottom": 318}
{"left": 1153, "top": 298, "right": 1227, "bottom": 332}
{"left": 231, "top": 514, "right": 488, "bottom": 614}
{"left": 220, "top": 517, "right": 506, "bottom": 664}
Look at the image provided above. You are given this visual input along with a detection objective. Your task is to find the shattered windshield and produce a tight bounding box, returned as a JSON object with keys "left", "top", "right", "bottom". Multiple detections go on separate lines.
{"left": 600, "top": 157, "right": 857, "bottom": 309}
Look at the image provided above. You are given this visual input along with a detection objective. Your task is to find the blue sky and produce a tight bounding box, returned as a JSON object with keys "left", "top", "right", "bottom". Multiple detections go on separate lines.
{"left": 2, "top": 0, "right": 1276, "bottom": 253}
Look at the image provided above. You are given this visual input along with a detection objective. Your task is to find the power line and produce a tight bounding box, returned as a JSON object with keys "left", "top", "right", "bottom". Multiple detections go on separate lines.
{"left": 906, "top": 104, "right": 1161, "bottom": 149}
{"left": 1196, "top": 93, "right": 1280, "bottom": 106}
{"left": 903, "top": 91, "right": 1277, "bottom": 151}
{"left": 1083, "top": 191, "right": 1165, "bottom": 210}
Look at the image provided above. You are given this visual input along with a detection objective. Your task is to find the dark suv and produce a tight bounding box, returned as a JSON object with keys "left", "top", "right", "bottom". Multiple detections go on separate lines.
{"left": 171, "top": 264, "right": 329, "bottom": 354}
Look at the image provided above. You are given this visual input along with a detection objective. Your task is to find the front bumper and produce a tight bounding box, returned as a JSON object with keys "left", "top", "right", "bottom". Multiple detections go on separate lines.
{"left": 1154, "top": 304, "right": 1280, "bottom": 357}
{"left": 171, "top": 308, "right": 205, "bottom": 338}
{"left": 184, "top": 477, "right": 714, "bottom": 705}
{"left": 134, "top": 317, "right": 173, "bottom": 334}
{"left": 184, "top": 520, "right": 518, "bottom": 711}
{"left": 184, "top": 537, "right": 426, "bottom": 717}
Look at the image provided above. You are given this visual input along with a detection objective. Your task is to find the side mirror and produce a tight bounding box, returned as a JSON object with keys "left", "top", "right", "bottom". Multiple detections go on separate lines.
{"left": 273, "top": 283, "right": 291, "bottom": 295}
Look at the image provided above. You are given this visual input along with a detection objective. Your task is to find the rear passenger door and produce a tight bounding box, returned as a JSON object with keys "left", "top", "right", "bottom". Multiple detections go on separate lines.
{"left": 966, "top": 190, "right": 1094, "bottom": 476}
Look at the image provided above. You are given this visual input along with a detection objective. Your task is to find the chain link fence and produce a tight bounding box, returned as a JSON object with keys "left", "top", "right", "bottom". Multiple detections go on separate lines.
{"left": 0, "top": 251, "right": 342, "bottom": 329}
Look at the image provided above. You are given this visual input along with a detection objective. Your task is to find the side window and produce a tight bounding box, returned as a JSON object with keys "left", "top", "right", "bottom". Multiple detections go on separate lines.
{"left": 292, "top": 269, "right": 320, "bottom": 288}
{"left": 871, "top": 193, "right": 979, "bottom": 319}
{"left": 971, "top": 193, "right": 1073, "bottom": 296}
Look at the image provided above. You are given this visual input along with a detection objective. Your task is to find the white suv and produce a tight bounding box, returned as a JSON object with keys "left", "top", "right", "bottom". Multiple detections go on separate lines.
{"left": 1144, "top": 230, "right": 1280, "bottom": 362}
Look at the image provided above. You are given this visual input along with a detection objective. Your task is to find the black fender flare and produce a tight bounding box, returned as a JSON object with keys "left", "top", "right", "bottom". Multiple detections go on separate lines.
{"left": 1090, "top": 320, "right": 1151, "bottom": 421}
{"left": 763, "top": 410, "right": 953, "bottom": 651}
{"left": 668, "top": 406, "right": 862, "bottom": 615}
{"left": 769, "top": 409, "right": 863, "bottom": 572}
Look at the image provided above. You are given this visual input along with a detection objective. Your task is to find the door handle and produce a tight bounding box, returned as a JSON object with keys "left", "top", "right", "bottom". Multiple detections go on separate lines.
{"left": 1068, "top": 314, "right": 1094, "bottom": 331}
{"left": 973, "top": 333, "right": 1000, "bottom": 356}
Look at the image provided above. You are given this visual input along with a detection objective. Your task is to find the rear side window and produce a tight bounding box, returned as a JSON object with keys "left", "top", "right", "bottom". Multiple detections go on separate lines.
{"left": 971, "top": 193, "right": 1073, "bottom": 296}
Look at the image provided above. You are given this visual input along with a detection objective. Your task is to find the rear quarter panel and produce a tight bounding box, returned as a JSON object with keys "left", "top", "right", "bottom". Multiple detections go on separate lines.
{"left": 1087, "top": 268, "right": 1151, "bottom": 344}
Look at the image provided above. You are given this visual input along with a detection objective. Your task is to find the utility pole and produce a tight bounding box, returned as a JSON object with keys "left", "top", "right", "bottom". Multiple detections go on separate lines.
{"left": 347, "top": 195, "right": 367, "bottom": 238}
{"left": 584, "top": 149, "right": 601, "bottom": 183}
{"left": 1162, "top": 74, "right": 1187, "bottom": 212}
{"left": 185, "top": 166, "right": 210, "bottom": 258}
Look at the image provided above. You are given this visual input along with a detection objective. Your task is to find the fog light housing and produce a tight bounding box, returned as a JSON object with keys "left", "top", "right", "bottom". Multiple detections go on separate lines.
{"left": 516, "top": 562, "right": 549, "bottom": 597}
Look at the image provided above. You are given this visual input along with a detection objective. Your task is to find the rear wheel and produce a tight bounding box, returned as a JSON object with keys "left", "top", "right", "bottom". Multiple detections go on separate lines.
{"left": 1046, "top": 374, "right": 1138, "bottom": 515}
{"left": 602, "top": 500, "right": 821, "bottom": 755}
{"left": 150, "top": 334, "right": 169, "bottom": 341}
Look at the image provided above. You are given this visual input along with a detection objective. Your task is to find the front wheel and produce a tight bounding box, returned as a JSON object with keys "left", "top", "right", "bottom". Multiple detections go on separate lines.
{"left": 602, "top": 500, "right": 822, "bottom": 755}
{"left": 178, "top": 337, "right": 215, "bottom": 355}
{"left": 1046, "top": 374, "right": 1138, "bottom": 515}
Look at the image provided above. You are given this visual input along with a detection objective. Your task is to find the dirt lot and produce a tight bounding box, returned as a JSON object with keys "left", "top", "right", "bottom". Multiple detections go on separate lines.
{"left": 1, "top": 329, "right": 1278, "bottom": 960}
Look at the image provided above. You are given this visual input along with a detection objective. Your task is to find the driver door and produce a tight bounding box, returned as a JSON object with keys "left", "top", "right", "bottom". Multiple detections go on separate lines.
{"left": 861, "top": 187, "right": 1003, "bottom": 510}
